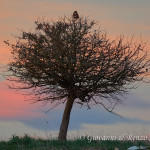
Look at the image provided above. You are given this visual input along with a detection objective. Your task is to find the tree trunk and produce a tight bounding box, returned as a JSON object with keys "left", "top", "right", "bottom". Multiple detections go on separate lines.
{"left": 58, "top": 95, "right": 74, "bottom": 141}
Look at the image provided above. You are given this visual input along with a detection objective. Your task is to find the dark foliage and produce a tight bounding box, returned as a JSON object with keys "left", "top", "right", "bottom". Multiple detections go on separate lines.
{"left": 5, "top": 17, "right": 150, "bottom": 111}
{"left": 5, "top": 16, "right": 150, "bottom": 140}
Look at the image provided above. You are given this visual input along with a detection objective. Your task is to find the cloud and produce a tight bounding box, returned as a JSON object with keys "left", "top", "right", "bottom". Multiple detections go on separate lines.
{"left": 0, "top": 120, "right": 51, "bottom": 141}
{"left": 0, "top": 80, "right": 65, "bottom": 131}
{"left": 1, "top": 78, "right": 150, "bottom": 131}
{"left": 115, "top": 84, "right": 150, "bottom": 122}
{"left": 0, "top": 81, "right": 44, "bottom": 120}
{"left": 80, "top": 122, "right": 150, "bottom": 136}
{"left": 1, "top": 0, "right": 150, "bottom": 65}
{"left": 1, "top": 120, "right": 149, "bottom": 141}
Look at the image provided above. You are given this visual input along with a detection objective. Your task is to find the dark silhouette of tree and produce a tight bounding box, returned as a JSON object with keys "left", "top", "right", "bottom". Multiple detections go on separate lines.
{"left": 4, "top": 15, "right": 150, "bottom": 141}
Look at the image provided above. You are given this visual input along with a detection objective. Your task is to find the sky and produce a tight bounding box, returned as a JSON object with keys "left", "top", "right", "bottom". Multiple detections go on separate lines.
{"left": 0, "top": 0, "right": 150, "bottom": 141}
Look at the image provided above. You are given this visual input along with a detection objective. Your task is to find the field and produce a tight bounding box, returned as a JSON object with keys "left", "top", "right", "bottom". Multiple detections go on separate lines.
{"left": 0, "top": 134, "right": 150, "bottom": 150}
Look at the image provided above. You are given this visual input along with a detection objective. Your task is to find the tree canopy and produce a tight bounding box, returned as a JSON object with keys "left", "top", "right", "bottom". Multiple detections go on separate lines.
{"left": 5, "top": 16, "right": 150, "bottom": 140}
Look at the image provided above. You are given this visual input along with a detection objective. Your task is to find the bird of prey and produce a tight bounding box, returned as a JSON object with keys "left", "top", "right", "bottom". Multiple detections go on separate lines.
{"left": 73, "top": 11, "right": 79, "bottom": 19}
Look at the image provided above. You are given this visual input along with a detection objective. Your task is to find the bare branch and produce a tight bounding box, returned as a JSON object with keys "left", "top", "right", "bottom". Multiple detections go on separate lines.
{"left": 5, "top": 16, "right": 150, "bottom": 113}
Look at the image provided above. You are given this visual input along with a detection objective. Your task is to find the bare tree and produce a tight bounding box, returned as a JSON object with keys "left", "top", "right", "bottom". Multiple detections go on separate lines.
{"left": 4, "top": 15, "right": 150, "bottom": 141}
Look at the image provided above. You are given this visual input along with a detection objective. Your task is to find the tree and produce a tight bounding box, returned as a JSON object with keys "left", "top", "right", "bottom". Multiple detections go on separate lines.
{"left": 5, "top": 15, "right": 150, "bottom": 141}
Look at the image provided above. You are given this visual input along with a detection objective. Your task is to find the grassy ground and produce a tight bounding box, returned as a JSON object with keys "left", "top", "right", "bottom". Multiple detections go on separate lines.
{"left": 0, "top": 134, "right": 150, "bottom": 150}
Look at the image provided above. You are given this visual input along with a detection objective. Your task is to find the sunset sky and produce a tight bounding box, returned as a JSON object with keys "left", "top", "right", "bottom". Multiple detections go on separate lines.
{"left": 0, "top": 0, "right": 150, "bottom": 140}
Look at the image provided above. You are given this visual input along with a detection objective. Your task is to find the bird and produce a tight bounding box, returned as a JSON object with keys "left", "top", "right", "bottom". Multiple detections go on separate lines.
{"left": 73, "top": 11, "right": 79, "bottom": 19}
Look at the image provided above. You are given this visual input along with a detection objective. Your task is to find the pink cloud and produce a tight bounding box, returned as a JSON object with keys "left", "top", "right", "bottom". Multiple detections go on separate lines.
{"left": 0, "top": 79, "right": 64, "bottom": 120}
{"left": 1, "top": 0, "right": 150, "bottom": 65}
{"left": 0, "top": 81, "right": 43, "bottom": 119}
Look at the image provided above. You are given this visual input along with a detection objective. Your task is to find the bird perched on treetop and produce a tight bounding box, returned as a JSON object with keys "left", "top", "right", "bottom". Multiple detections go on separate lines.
{"left": 73, "top": 11, "right": 79, "bottom": 19}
